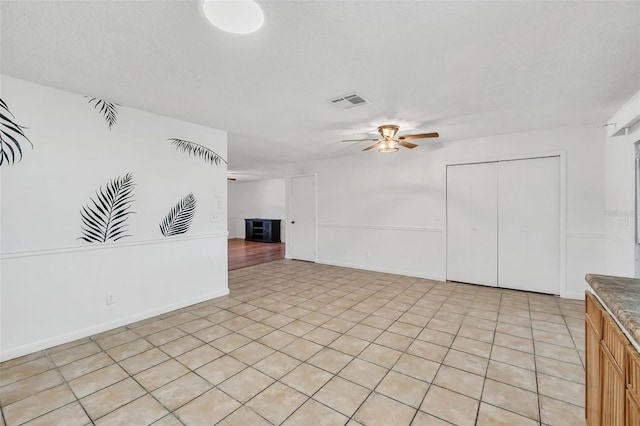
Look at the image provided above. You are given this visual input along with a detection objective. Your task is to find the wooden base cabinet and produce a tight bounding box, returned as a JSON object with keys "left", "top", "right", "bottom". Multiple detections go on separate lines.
{"left": 628, "top": 347, "right": 640, "bottom": 425}
{"left": 585, "top": 291, "right": 639, "bottom": 426}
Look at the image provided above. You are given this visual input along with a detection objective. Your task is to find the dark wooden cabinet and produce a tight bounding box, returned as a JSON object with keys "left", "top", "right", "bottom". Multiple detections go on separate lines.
{"left": 245, "top": 219, "right": 281, "bottom": 243}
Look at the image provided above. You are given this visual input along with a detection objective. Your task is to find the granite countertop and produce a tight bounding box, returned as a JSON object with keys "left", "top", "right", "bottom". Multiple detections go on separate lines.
{"left": 586, "top": 273, "right": 640, "bottom": 350}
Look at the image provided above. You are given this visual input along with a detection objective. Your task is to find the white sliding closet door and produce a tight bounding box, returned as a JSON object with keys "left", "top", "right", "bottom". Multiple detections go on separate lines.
{"left": 498, "top": 157, "right": 560, "bottom": 294}
{"left": 446, "top": 162, "right": 498, "bottom": 287}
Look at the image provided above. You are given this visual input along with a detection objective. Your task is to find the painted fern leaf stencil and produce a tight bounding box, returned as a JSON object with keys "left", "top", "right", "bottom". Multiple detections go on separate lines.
{"left": 169, "top": 138, "right": 227, "bottom": 165}
{"left": 86, "top": 97, "right": 120, "bottom": 130}
{"left": 78, "top": 173, "right": 135, "bottom": 243}
{"left": 160, "top": 193, "right": 197, "bottom": 236}
{"left": 0, "top": 98, "right": 33, "bottom": 167}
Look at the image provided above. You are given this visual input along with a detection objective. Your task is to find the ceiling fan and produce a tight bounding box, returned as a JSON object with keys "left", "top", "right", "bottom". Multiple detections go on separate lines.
{"left": 342, "top": 124, "right": 439, "bottom": 152}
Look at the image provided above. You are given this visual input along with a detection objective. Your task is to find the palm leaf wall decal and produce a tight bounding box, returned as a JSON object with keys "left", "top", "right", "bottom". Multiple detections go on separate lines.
{"left": 86, "top": 97, "right": 120, "bottom": 130}
{"left": 169, "top": 138, "right": 227, "bottom": 165}
{"left": 0, "top": 98, "right": 34, "bottom": 167}
{"left": 160, "top": 193, "right": 197, "bottom": 236}
{"left": 78, "top": 173, "right": 136, "bottom": 243}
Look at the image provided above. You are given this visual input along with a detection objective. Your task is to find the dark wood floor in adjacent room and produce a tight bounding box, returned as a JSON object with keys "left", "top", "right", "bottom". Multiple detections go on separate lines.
{"left": 228, "top": 238, "right": 285, "bottom": 270}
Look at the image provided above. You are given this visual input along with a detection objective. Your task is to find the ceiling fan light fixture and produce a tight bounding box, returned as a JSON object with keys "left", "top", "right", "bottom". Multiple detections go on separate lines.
{"left": 342, "top": 124, "right": 439, "bottom": 153}
{"left": 201, "top": 0, "right": 264, "bottom": 34}
{"left": 378, "top": 140, "right": 398, "bottom": 153}
{"left": 378, "top": 124, "right": 399, "bottom": 139}
{"left": 379, "top": 146, "right": 399, "bottom": 153}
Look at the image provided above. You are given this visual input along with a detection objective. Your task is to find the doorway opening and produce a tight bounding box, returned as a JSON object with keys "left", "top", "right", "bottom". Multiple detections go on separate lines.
{"left": 228, "top": 239, "right": 285, "bottom": 270}
{"left": 227, "top": 177, "right": 286, "bottom": 270}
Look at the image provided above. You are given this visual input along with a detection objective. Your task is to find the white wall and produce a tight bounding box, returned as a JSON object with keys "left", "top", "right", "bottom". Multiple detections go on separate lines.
{"left": 228, "top": 179, "right": 286, "bottom": 240}
{"left": 297, "top": 125, "right": 606, "bottom": 299}
{"left": 0, "top": 76, "right": 229, "bottom": 361}
{"left": 603, "top": 90, "right": 640, "bottom": 277}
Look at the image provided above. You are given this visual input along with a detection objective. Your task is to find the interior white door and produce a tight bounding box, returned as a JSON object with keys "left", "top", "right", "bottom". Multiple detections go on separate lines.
{"left": 290, "top": 175, "right": 316, "bottom": 262}
{"left": 498, "top": 157, "right": 561, "bottom": 294}
{"left": 446, "top": 162, "right": 498, "bottom": 287}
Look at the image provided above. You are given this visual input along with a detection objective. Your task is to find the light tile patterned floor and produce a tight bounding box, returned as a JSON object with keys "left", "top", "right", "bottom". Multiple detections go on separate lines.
{"left": 0, "top": 260, "right": 586, "bottom": 425}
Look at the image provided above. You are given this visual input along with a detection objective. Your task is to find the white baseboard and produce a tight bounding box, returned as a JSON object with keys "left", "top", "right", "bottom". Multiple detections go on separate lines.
{"left": 316, "top": 258, "right": 445, "bottom": 282}
{"left": 318, "top": 259, "right": 586, "bottom": 300}
{"left": 0, "top": 288, "right": 230, "bottom": 362}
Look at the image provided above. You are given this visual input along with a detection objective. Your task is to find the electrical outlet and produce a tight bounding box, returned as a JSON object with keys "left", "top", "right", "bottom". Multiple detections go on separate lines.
{"left": 106, "top": 293, "right": 116, "bottom": 305}
{"left": 365, "top": 251, "right": 370, "bottom": 258}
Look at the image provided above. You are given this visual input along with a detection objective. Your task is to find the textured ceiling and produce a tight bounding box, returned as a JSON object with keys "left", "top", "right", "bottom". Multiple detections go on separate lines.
{"left": 2, "top": 1, "right": 639, "bottom": 175}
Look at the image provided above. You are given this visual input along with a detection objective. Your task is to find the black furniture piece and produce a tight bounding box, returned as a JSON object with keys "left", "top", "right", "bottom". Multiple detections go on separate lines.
{"left": 245, "top": 219, "right": 281, "bottom": 243}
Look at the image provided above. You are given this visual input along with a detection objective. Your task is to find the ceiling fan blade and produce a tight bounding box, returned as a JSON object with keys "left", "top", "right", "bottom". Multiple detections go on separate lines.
{"left": 398, "top": 141, "right": 418, "bottom": 149}
{"left": 342, "top": 138, "right": 379, "bottom": 142}
{"left": 398, "top": 132, "right": 439, "bottom": 140}
{"left": 362, "top": 142, "right": 380, "bottom": 151}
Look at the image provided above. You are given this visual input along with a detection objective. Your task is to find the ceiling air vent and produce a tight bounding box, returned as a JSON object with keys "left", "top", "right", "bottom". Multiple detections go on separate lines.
{"left": 328, "top": 92, "right": 370, "bottom": 110}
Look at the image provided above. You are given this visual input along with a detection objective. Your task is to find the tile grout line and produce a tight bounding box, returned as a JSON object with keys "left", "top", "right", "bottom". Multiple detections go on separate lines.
{"left": 0, "top": 262, "right": 586, "bottom": 426}
{"left": 530, "top": 293, "right": 543, "bottom": 425}
{"left": 89, "top": 299, "right": 283, "bottom": 425}
{"left": 274, "top": 279, "right": 427, "bottom": 425}
{"left": 472, "top": 290, "right": 501, "bottom": 426}
{"left": 33, "top": 350, "right": 96, "bottom": 426}
{"left": 183, "top": 274, "right": 390, "bottom": 425}
{"left": 233, "top": 274, "right": 432, "bottom": 423}
{"left": 62, "top": 339, "right": 170, "bottom": 425}
{"left": 223, "top": 276, "right": 584, "bottom": 423}
{"left": 209, "top": 271, "right": 380, "bottom": 425}
{"left": 68, "top": 307, "right": 246, "bottom": 424}
{"left": 396, "top": 286, "right": 462, "bottom": 426}
{"left": 269, "top": 276, "right": 422, "bottom": 423}
{"left": 423, "top": 284, "right": 526, "bottom": 424}
{"left": 325, "top": 280, "right": 441, "bottom": 424}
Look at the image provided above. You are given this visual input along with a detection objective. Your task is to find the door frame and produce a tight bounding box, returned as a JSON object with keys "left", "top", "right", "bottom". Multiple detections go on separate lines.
{"left": 443, "top": 151, "right": 567, "bottom": 297}
{"left": 285, "top": 173, "right": 318, "bottom": 262}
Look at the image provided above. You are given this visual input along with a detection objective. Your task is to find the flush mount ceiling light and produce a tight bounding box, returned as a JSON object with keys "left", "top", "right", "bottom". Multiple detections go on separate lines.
{"left": 201, "top": 0, "right": 264, "bottom": 34}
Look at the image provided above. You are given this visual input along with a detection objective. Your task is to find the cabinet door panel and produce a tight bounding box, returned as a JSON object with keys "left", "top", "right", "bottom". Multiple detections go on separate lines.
{"left": 446, "top": 162, "right": 498, "bottom": 287}
{"left": 602, "top": 314, "right": 630, "bottom": 371}
{"left": 627, "top": 390, "right": 640, "bottom": 426}
{"left": 497, "top": 157, "right": 560, "bottom": 294}
{"left": 628, "top": 346, "right": 640, "bottom": 404}
{"left": 586, "top": 317, "right": 601, "bottom": 426}
{"left": 601, "top": 342, "right": 626, "bottom": 425}
{"left": 263, "top": 221, "right": 272, "bottom": 241}
{"left": 586, "top": 292, "right": 604, "bottom": 337}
